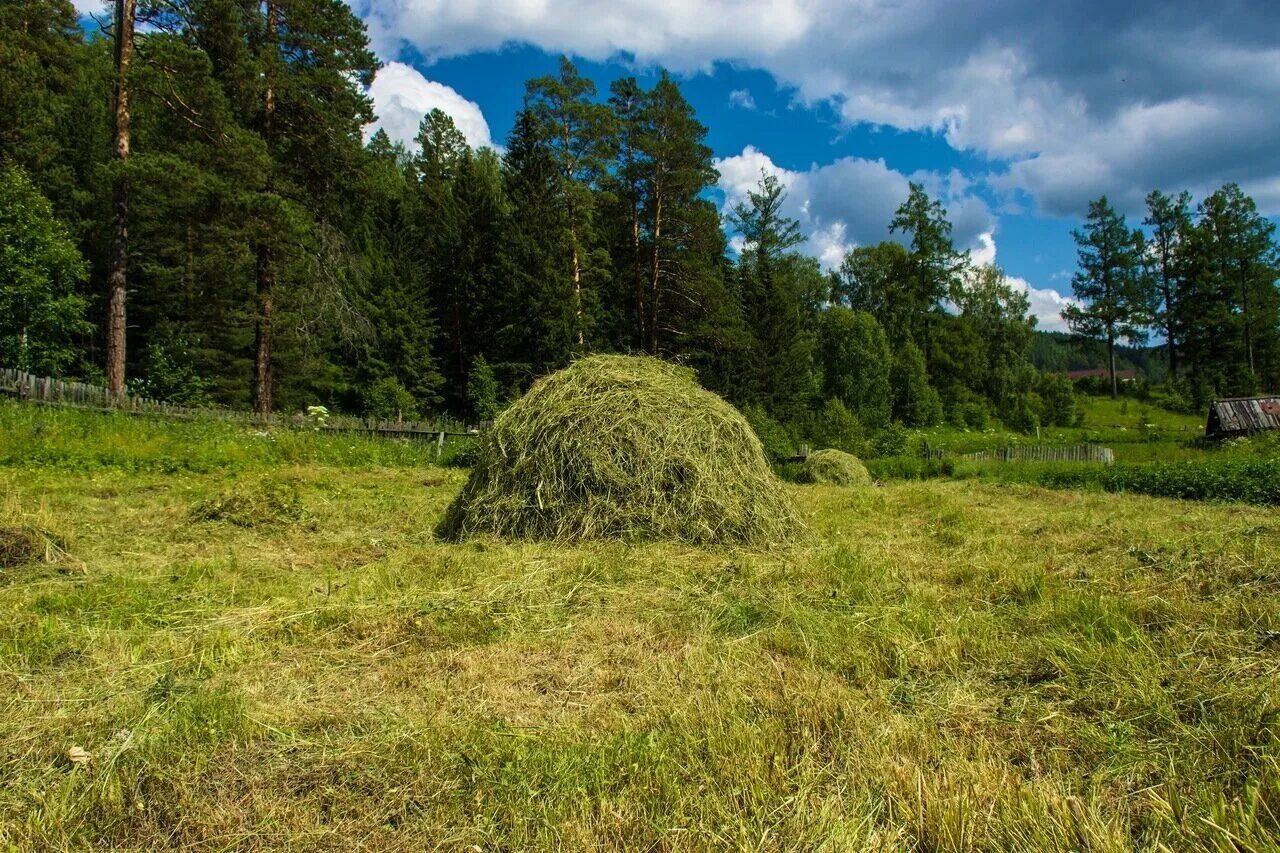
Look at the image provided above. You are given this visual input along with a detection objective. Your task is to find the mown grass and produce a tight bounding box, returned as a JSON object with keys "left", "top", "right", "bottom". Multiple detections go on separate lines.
{"left": 1, "top": 404, "right": 1278, "bottom": 850}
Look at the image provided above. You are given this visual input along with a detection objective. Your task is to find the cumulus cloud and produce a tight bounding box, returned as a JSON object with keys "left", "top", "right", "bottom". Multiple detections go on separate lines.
{"left": 714, "top": 150, "right": 1074, "bottom": 330}
{"left": 728, "top": 88, "right": 756, "bottom": 110}
{"left": 366, "top": 61, "right": 495, "bottom": 152}
{"left": 355, "top": 0, "right": 1280, "bottom": 215}
{"left": 968, "top": 234, "right": 1079, "bottom": 333}
{"left": 714, "top": 145, "right": 994, "bottom": 269}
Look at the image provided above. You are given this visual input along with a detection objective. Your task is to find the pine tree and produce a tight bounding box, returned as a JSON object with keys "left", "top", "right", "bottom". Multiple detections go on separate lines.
{"left": 524, "top": 57, "right": 613, "bottom": 350}
{"left": 1187, "top": 184, "right": 1280, "bottom": 393}
{"left": 1143, "top": 189, "right": 1192, "bottom": 378}
{"left": 1062, "top": 196, "right": 1154, "bottom": 398}
{"left": 500, "top": 109, "right": 576, "bottom": 378}
{"left": 729, "top": 171, "right": 811, "bottom": 418}
{"left": 889, "top": 182, "right": 966, "bottom": 355}
{"left": 242, "top": 0, "right": 377, "bottom": 413}
{"left": 636, "top": 72, "right": 718, "bottom": 354}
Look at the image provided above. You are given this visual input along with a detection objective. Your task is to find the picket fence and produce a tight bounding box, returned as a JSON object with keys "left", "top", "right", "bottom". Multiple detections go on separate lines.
{"left": 955, "top": 444, "right": 1115, "bottom": 465}
{"left": 0, "top": 367, "right": 479, "bottom": 446}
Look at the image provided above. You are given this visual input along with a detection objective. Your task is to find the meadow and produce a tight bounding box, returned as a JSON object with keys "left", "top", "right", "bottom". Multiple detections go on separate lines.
{"left": 2, "top": 402, "right": 1278, "bottom": 850}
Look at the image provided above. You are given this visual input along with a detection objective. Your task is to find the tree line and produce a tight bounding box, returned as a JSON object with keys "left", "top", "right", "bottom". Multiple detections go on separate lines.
{"left": 1065, "top": 190, "right": 1279, "bottom": 402}
{"left": 3, "top": 0, "right": 1277, "bottom": 452}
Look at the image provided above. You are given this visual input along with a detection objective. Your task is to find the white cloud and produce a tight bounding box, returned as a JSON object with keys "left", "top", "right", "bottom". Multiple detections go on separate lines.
{"left": 355, "top": 0, "right": 1280, "bottom": 216}
{"left": 728, "top": 88, "right": 756, "bottom": 110}
{"left": 714, "top": 145, "right": 994, "bottom": 270}
{"left": 365, "top": 61, "right": 494, "bottom": 152}
{"left": 968, "top": 232, "right": 1079, "bottom": 333}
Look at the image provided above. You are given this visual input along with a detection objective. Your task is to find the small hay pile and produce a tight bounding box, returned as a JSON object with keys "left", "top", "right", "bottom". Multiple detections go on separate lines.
{"left": 438, "top": 355, "right": 801, "bottom": 545}
{"left": 796, "top": 449, "right": 873, "bottom": 487}
{"left": 0, "top": 525, "right": 66, "bottom": 583}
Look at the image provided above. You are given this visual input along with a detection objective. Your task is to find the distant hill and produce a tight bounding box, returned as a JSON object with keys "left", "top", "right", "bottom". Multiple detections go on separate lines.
{"left": 1031, "top": 331, "right": 1168, "bottom": 384}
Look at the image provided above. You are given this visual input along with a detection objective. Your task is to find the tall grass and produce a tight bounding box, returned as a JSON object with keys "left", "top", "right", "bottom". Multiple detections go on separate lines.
{"left": 0, "top": 401, "right": 442, "bottom": 471}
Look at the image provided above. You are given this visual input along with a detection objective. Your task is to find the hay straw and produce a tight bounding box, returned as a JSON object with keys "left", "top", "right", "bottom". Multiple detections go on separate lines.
{"left": 438, "top": 355, "right": 802, "bottom": 545}
{"left": 796, "top": 449, "right": 873, "bottom": 487}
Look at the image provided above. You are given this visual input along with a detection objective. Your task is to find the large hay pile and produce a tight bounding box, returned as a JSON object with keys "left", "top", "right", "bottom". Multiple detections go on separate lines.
{"left": 438, "top": 355, "right": 801, "bottom": 545}
{"left": 796, "top": 449, "right": 873, "bottom": 487}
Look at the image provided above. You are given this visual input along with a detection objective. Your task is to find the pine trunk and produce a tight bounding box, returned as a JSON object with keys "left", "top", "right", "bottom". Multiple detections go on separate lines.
{"left": 647, "top": 181, "right": 663, "bottom": 354}
{"left": 252, "top": 0, "right": 278, "bottom": 415}
{"left": 106, "top": 0, "right": 136, "bottom": 402}
{"left": 253, "top": 244, "right": 275, "bottom": 414}
{"left": 1108, "top": 333, "right": 1117, "bottom": 399}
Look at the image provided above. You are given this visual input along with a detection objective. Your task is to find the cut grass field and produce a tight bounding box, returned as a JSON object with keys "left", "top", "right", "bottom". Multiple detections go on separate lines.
{"left": 2, "top": 404, "right": 1278, "bottom": 849}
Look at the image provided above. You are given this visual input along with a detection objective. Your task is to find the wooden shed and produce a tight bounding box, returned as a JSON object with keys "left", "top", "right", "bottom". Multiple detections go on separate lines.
{"left": 1206, "top": 396, "right": 1280, "bottom": 439}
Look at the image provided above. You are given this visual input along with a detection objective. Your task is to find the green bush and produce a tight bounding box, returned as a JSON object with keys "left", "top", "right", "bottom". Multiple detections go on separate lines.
{"left": 364, "top": 377, "right": 419, "bottom": 420}
{"left": 743, "top": 404, "right": 797, "bottom": 463}
{"left": 467, "top": 355, "right": 500, "bottom": 422}
{"left": 868, "top": 423, "right": 908, "bottom": 458}
{"left": 811, "top": 398, "right": 863, "bottom": 454}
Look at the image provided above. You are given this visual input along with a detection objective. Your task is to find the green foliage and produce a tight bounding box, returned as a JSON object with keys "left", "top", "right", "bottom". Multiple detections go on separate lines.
{"left": 869, "top": 423, "right": 909, "bottom": 458}
{"left": 129, "top": 335, "right": 212, "bottom": 405}
{"left": 979, "top": 458, "right": 1280, "bottom": 506}
{"left": 891, "top": 342, "right": 943, "bottom": 427}
{"left": 0, "top": 165, "right": 88, "bottom": 374}
{"left": 742, "top": 403, "right": 797, "bottom": 463}
{"left": 1037, "top": 372, "right": 1077, "bottom": 427}
{"left": 466, "top": 355, "right": 500, "bottom": 422}
{"left": 363, "top": 376, "right": 419, "bottom": 420}
{"left": 810, "top": 398, "right": 863, "bottom": 454}
{"left": 819, "top": 307, "right": 891, "bottom": 428}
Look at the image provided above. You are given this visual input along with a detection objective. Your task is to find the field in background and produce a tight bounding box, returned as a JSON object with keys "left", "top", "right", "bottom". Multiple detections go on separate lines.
{"left": 2, "top": 403, "right": 1278, "bottom": 849}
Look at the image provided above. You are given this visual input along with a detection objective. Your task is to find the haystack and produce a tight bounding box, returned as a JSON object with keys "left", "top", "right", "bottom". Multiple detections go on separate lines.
{"left": 438, "top": 355, "right": 801, "bottom": 545}
{"left": 796, "top": 449, "right": 873, "bottom": 487}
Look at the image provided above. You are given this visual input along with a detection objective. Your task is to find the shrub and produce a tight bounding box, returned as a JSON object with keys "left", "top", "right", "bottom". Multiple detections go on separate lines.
{"left": 868, "top": 423, "right": 908, "bottom": 458}
{"left": 438, "top": 355, "right": 801, "bottom": 545}
{"left": 742, "top": 404, "right": 797, "bottom": 463}
{"left": 0, "top": 165, "right": 90, "bottom": 375}
{"left": 130, "top": 334, "right": 212, "bottom": 405}
{"left": 364, "top": 377, "right": 418, "bottom": 420}
{"left": 1038, "top": 373, "right": 1077, "bottom": 427}
{"left": 796, "top": 449, "right": 873, "bottom": 487}
{"left": 811, "top": 398, "right": 863, "bottom": 454}
{"left": 442, "top": 438, "right": 480, "bottom": 468}
{"left": 467, "top": 355, "right": 501, "bottom": 422}
{"left": 866, "top": 455, "right": 955, "bottom": 480}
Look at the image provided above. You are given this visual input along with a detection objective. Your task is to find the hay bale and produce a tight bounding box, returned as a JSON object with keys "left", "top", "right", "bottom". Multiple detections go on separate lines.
{"left": 438, "top": 355, "right": 801, "bottom": 545}
{"left": 796, "top": 449, "right": 873, "bottom": 487}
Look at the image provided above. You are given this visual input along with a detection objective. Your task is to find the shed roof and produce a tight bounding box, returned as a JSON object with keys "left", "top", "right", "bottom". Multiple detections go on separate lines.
{"left": 1207, "top": 396, "right": 1280, "bottom": 437}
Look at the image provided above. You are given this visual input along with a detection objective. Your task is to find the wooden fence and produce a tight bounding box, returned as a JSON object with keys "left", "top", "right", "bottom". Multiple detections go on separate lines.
{"left": 0, "top": 367, "right": 479, "bottom": 450}
{"left": 953, "top": 444, "right": 1115, "bottom": 465}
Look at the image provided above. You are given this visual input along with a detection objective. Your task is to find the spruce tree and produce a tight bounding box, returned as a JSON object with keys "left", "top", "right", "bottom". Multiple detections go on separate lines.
{"left": 1063, "top": 196, "right": 1154, "bottom": 398}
